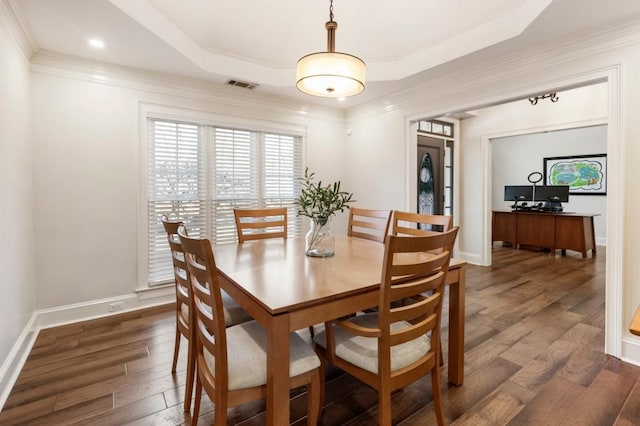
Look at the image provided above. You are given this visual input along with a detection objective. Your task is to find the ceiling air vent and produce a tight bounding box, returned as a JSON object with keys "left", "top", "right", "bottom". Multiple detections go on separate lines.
{"left": 227, "top": 79, "right": 259, "bottom": 90}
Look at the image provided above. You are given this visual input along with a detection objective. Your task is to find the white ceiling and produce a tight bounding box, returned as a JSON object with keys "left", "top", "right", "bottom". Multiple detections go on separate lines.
{"left": 11, "top": 0, "right": 640, "bottom": 108}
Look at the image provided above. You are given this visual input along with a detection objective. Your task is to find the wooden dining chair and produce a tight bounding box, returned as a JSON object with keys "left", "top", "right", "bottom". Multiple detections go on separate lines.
{"left": 391, "top": 211, "right": 454, "bottom": 362}
{"left": 314, "top": 227, "right": 459, "bottom": 426}
{"left": 178, "top": 227, "right": 324, "bottom": 425}
{"left": 161, "top": 216, "right": 252, "bottom": 411}
{"left": 392, "top": 210, "right": 453, "bottom": 236}
{"left": 234, "top": 207, "right": 287, "bottom": 243}
{"left": 347, "top": 207, "right": 392, "bottom": 243}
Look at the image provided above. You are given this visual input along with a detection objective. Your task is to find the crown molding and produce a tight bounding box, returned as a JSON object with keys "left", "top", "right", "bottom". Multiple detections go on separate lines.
{"left": 346, "top": 17, "right": 640, "bottom": 120}
{"left": 29, "top": 50, "right": 344, "bottom": 124}
{"left": 0, "top": 0, "right": 37, "bottom": 61}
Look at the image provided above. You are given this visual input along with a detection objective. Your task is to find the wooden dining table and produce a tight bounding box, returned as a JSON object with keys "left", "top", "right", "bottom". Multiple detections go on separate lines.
{"left": 213, "top": 234, "right": 466, "bottom": 425}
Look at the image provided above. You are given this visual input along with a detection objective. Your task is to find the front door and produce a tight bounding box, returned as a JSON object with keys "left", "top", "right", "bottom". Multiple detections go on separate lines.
{"left": 417, "top": 135, "right": 445, "bottom": 217}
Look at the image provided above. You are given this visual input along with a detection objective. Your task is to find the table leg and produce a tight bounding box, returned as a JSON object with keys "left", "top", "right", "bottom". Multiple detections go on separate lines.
{"left": 448, "top": 267, "right": 465, "bottom": 385}
{"left": 591, "top": 217, "right": 597, "bottom": 255}
{"left": 267, "top": 314, "right": 290, "bottom": 426}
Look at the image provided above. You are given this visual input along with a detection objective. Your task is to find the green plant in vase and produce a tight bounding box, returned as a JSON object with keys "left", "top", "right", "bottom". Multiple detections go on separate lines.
{"left": 295, "top": 168, "right": 354, "bottom": 257}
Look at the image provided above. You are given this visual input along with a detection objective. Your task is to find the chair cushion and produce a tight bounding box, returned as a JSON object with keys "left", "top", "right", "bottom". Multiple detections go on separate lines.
{"left": 179, "top": 291, "right": 252, "bottom": 327}
{"left": 314, "top": 312, "right": 431, "bottom": 374}
{"left": 221, "top": 290, "right": 253, "bottom": 326}
{"left": 203, "top": 320, "right": 321, "bottom": 390}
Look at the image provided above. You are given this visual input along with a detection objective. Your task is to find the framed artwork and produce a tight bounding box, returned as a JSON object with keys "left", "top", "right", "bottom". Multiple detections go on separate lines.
{"left": 543, "top": 154, "right": 607, "bottom": 195}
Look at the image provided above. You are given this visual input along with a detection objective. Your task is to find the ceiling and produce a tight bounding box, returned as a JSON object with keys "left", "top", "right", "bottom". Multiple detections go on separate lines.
{"left": 11, "top": 0, "right": 640, "bottom": 108}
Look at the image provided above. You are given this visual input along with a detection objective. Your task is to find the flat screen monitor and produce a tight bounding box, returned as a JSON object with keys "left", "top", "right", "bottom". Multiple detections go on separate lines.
{"left": 534, "top": 185, "right": 570, "bottom": 202}
{"left": 504, "top": 185, "right": 533, "bottom": 201}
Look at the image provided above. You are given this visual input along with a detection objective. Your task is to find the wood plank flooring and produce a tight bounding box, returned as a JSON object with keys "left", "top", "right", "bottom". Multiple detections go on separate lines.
{"left": 3, "top": 246, "right": 640, "bottom": 425}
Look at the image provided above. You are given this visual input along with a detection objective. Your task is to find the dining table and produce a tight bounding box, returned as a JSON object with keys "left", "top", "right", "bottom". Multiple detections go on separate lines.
{"left": 213, "top": 234, "right": 466, "bottom": 425}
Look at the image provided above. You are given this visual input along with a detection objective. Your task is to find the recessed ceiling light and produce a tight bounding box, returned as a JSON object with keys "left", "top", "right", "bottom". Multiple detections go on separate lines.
{"left": 88, "top": 38, "right": 105, "bottom": 49}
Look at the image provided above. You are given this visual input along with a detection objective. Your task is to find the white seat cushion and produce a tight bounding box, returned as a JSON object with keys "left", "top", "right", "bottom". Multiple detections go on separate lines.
{"left": 179, "top": 291, "right": 252, "bottom": 327}
{"left": 203, "top": 320, "right": 321, "bottom": 390}
{"left": 314, "top": 312, "right": 431, "bottom": 374}
{"left": 221, "top": 290, "right": 253, "bottom": 326}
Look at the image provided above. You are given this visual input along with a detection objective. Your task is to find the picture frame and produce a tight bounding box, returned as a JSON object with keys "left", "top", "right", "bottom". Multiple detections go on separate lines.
{"left": 543, "top": 154, "right": 607, "bottom": 195}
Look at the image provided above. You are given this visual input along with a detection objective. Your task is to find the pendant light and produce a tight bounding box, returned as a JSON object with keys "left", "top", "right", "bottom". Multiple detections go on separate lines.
{"left": 296, "top": 0, "right": 366, "bottom": 98}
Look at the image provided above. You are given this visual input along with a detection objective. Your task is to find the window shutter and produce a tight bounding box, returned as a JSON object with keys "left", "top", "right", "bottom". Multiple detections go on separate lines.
{"left": 211, "top": 128, "right": 259, "bottom": 244}
{"left": 147, "top": 119, "right": 205, "bottom": 285}
{"left": 264, "top": 133, "right": 303, "bottom": 237}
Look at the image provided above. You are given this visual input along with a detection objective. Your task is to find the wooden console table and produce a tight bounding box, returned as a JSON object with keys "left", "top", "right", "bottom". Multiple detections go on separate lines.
{"left": 492, "top": 210, "right": 598, "bottom": 258}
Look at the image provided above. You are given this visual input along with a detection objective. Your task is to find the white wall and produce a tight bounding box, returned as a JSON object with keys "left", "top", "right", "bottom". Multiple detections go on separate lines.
{"left": 0, "top": 6, "right": 36, "bottom": 393}
{"left": 31, "top": 68, "right": 346, "bottom": 310}
{"left": 345, "top": 109, "right": 406, "bottom": 211}
{"left": 491, "top": 124, "right": 607, "bottom": 245}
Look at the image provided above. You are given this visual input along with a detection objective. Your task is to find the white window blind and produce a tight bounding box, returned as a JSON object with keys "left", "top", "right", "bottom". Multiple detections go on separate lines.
{"left": 147, "top": 120, "right": 206, "bottom": 285}
{"left": 211, "top": 128, "right": 259, "bottom": 244}
{"left": 264, "top": 133, "right": 303, "bottom": 233}
{"left": 147, "top": 118, "right": 303, "bottom": 286}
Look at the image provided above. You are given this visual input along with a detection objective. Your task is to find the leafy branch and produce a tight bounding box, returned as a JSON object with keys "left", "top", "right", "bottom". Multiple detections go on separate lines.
{"left": 294, "top": 168, "right": 354, "bottom": 227}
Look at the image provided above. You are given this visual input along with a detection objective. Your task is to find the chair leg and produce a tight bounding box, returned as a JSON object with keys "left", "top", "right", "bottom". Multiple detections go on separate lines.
{"left": 214, "top": 394, "right": 227, "bottom": 425}
{"left": 192, "top": 374, "right": 202, "bottom": 426}
{"left": 378, "top": 391, "right": 393, "bottom": 426}
{"left": 432, "top": 364, "right": 445, "bottom": 426}
{"left": 171, "top": 324, "right": 181, "bottom": 373}
{"left": 318, "top": 361, "right": 325, "bottom": 419}
{"left": 183, "top": 334, "right": 196, "bottom": 412}
{"left": 307, "top": 363, "right": 324, "bottom": 425}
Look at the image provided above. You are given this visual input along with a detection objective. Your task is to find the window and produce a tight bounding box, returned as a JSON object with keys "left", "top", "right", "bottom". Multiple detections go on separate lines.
{"left": 418, "top": 119, "right": 454, "bottom": 138}
{"left": 147, "top": 118, "right": 303, "bottom": 286}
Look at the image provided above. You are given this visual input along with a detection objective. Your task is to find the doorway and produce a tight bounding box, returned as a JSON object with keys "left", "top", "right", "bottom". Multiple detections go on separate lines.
{"left": 405, "top": 69, "right": 622, "bottom": 359}
{"left": 416, "top": 119, "right": 456, "bottom": 221}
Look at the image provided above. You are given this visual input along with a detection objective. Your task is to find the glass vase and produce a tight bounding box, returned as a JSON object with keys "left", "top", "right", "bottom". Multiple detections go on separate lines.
{"left": 305, "top": 219, "right": 335, "bottom": 257}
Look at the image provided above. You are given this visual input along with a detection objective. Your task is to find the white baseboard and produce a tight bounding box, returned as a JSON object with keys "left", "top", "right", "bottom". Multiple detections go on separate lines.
{"left": 458, "top": 251, "right": 484, "bottom": 266}
{"left": 0, "top": 286, "right": 176, "bottom": 409}
{"left": 621, "top": 336, "right": 640, "bottom": 367}
{"left": 596, "top": 237, "right": 607, "bottom": 246}
{"left": 0, "top": 312, "right": 38, "bottom": 410}
{"left": 36, "top": 286, "right": 175, "bottom": 330}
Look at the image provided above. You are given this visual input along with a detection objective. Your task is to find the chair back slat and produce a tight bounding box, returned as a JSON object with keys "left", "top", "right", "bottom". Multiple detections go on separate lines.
{"left": 348, "top": 207, "right": 392, "bottom": 243}
{"left": 390, "top": 255, "right": 448, "bottom": 278}
{"left": 389, "top": 312, "right": 438, "bottom": 346}
{"left": 234, "top": 208, "right": 288, "bottom": 243}
{"left": 392, "top": 211, "right": 453, "bottom": 235}
{"left": 392, "top": 211, "right": 454, "bottom": 256}
{"left": 388, "top": 293, "right": 439, "bottom": 326}
{"left": 388, "top": 273, "right": 444, "bottom": 307}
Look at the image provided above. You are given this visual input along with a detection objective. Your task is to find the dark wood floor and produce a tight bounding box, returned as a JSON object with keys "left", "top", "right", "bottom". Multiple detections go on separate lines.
{"left": 2, "top": 246, "right": 639, "bottom": 425}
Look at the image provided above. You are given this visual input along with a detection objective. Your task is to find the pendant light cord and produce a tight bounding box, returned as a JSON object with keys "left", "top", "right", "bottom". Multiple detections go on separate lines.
{"left": 325, "top": 0, "right": 337, "bottom": 52}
